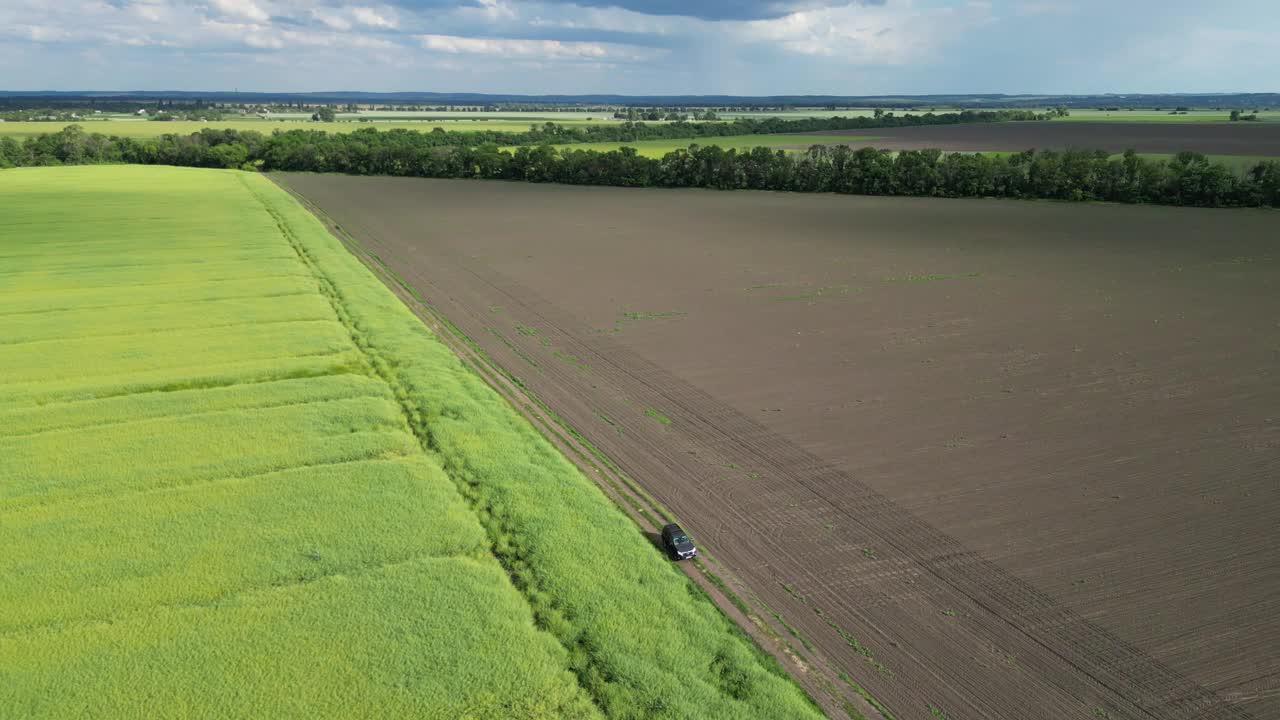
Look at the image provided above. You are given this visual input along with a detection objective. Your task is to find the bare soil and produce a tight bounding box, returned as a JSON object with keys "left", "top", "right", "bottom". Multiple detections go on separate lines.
{"left": 278, "top": 174, "right": 1280, "bottom": 720}
{"left": 810, "top": 121, "right": 1280, "bottom": 155}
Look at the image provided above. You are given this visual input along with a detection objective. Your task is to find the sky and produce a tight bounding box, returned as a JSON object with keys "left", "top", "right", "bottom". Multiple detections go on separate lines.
{"left": 1, "top": 0, "right": 1278, "bottom": 95}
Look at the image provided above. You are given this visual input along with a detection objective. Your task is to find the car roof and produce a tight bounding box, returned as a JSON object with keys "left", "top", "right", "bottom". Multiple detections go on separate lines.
{"left": 662, "top": 523, "right": 683, "bottom": 534}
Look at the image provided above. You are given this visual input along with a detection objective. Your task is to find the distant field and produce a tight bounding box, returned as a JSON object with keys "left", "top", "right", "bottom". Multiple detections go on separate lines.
{"left": 0, "top": 118, "right": 606, "bottom": 139}
{"left": 1051, "top": 109, "right": 1280, "bottom": 123}
{"left": 976, "top": 150, "right": 1279, "bottom": 171}
{"left": 269, "top": 110, "right": 617, "bottom": 122}
{"left": 811, "top": 121, "right": 1280, "bottom": 157}
{"left": 0, "top": 166, "right": 821, "bottom": 719}
{"left": 504, "top": 134, "right": 879, "bottom": 158}
{"left": 718, "top": 109, "right": 937, "bottom": 119}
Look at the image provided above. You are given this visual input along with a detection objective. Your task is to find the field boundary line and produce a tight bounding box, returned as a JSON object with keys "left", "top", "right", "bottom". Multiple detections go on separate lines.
{"left": 0, "top": 316, "right": 338, "bottom": 349}
{"left": 0, "top": 271, "right": 314, "bottom": 298}
{"left": 0, "top": 290, "right": 319, "bottom": 319}
{"left": 242, "top": 174, "right": 614, "bottom": 718}
{"left": 0, "top": 550, "right": 493, "bottom": 641}
{"left": 0, "top": 392, "right": 390, "bottom": 440}
{"left": 0, "top": 450, "right": 420, "bottom": 519}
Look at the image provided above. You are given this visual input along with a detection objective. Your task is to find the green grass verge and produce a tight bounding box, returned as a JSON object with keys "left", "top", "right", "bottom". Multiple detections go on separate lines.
{"left": 258, "top": 170, "right": 824, "bottom": 719}
{"left": 0, "top": 166, "right": 822, "bottom": 720}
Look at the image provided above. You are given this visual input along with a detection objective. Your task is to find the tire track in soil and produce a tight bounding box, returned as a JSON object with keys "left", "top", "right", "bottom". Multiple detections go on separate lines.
{"left": 278, "top": 176, "right": 1254, "bottom": 720}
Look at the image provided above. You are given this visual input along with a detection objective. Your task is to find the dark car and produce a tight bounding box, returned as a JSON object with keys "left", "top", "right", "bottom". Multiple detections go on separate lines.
{"left": 661, "top": 523, "right": 697, "bottom": 561}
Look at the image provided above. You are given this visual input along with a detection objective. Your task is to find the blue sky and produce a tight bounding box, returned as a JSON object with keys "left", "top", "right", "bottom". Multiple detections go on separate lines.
{"left": 2, "top": 0, "right": 1277, "bottom": 95}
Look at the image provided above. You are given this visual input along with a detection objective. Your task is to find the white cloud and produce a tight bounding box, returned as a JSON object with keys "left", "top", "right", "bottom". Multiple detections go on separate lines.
{"left": 734, "top": 0, "right": 993, "bottom": 63}
{"left": 352, "top": 6, "right": 396, "bottom": 29}
{"left": 528, "top": 4, "right": 690, "bottom": 35}
{"left": 1013, "top": 1, "right": 1074, "bottom": 17}
{"left": 207, "top": 0, "right": 270, "bottom": 24}
{"left": 418, "top": 33, "right": 659, "bottom": 62}
{"left": 420, "top": 33, "right": 603, "bottom": 58}
{"left": 473, "top": 0, "right": 518, "bottom": 22}
{"left": 311, "top": 9, "right": 352, "bottom": 31}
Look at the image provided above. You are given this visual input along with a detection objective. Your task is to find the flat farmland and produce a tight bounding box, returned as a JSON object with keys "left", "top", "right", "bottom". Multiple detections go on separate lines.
{"left": 281, "top": 174, "right": 1280, "bottom": 720}
{"left": 810, "top": 120, "right": 1280, "bottom": 156}
{"left": 0, "top": 118, "right": 609, "bottom": 140}
{"left": 1, "top": 167, "right": 820, "bottom": 719}
{"left": 501, "top": 134, "right": 876, "bottom": 157}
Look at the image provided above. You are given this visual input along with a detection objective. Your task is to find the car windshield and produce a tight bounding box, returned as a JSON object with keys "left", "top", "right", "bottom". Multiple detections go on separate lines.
{"left": 672, "top": 534, "right": 689, "bottom": 545}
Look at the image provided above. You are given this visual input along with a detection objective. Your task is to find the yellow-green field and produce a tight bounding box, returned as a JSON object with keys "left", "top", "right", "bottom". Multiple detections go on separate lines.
{"left": 0, "top": 166, "right": 821, "bottom": 719}
{"left": 0, "top": 118, "right": 611, "bottom": 140}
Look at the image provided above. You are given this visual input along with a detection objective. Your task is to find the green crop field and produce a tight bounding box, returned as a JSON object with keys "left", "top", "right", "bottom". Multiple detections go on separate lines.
{"left": 0, "top": 118, "right": 610, "bottom": 140}
{"left": 268, "top": 110, "right": 616, "bottom": 122}
{"left": 0, "top": 166, "right": 821, "bottom": 719}
{"left": 503, "top": 133, "right": 880, "bottom": 158}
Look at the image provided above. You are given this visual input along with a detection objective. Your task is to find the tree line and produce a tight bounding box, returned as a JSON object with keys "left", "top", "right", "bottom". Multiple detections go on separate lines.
{"left": 313, "top": 108, "right": 1051, "bottom": 147}
{"left": 1, "top": 125, "right": 1276, "bottom": 208}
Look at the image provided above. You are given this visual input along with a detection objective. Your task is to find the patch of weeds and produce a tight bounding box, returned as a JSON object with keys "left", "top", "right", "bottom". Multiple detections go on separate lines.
{"left": 769, "top": 610, "right": 814, "bottom": 653}
{"left": 593, "top": 408, "right": 624, "bottom": 436}
{"left": 942, "top": 609, "right": 957, "bottom": 617}
{"left": 644, "top": 407, "right": 673, "bottom": 426}
{"left": 697, "top": 563, "right": 754, "bottom": 620}
{"left": 484, "top": 326, "right": 539, "bottom": 369}
{"left": 827, "top": 620, "right": 893, "bottom": 678}
{"left": 773, "top": 285, "right": 860, "bottom": 302}
{"left": 778, "top": 582, "right": 806, "bottom": 603}
{"left": 837, "top": 671, "right": 897, "bottom": 720}
{"left": 747, "top": 282, "right": 786, "bottom": 291}
{"left": 622, "top": 310, "right": 687, "bottom": 321}
{"left": 929, "top": 704, "right": 948, "bottom": 719}
{"left": 882, "top": 272, "right": 982, "bottom": 283}
{"left": 842, "top": 699, "right": 869, "bottom": 720}
{"left": 602, "top": 309, "right": 687, "bottom": 334}
{"left": 489, "top": 305, "right": 504, "bottom": 314}
{"left": 515, "top": 323, "right": 538, "bottom": 337}
{"left": 553, "top": 349, "right": 588, "bottom": 370}
{"left": 862, "top": 548, "right": 878, "bottom": 560}
{"left": 1093, "top": 709, "right": 1111, "bottom": 719}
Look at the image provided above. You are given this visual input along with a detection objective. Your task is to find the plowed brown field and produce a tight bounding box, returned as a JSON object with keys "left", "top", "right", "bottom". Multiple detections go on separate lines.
{"left": 808, "top": 121, "right": 1280, "bottom": 155}
{"left": 278, "top": 174, "right": 1280, "bottom": 720}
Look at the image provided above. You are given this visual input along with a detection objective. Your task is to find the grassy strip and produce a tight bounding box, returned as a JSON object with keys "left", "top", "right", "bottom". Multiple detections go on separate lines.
{"left": 257, "top": 173, "right": 826, "bottom": 718}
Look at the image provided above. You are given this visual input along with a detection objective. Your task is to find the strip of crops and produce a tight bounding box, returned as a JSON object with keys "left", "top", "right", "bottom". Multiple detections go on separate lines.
{"left": 0, "top": 166, "right": 820, "bottom": 719}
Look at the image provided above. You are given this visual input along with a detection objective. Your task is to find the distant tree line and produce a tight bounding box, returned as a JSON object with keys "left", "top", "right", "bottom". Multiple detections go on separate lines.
{"left": 2, "top": 125, "right": 1277, "bottom": 208}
